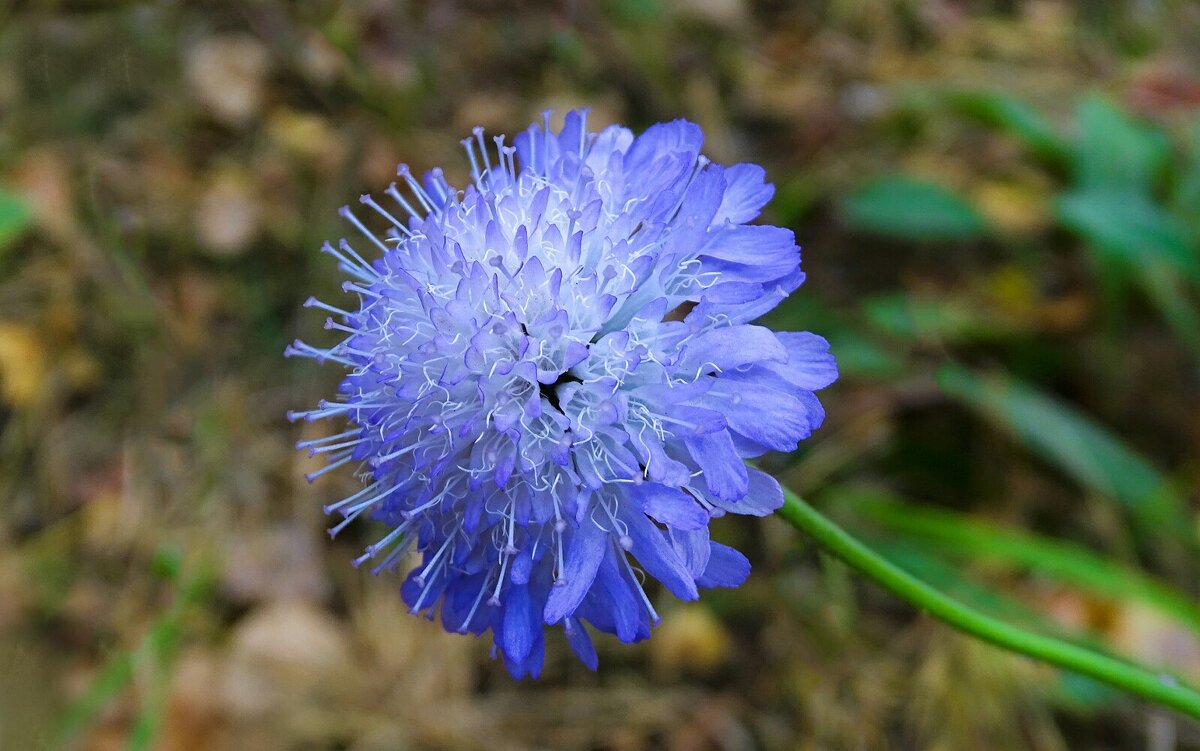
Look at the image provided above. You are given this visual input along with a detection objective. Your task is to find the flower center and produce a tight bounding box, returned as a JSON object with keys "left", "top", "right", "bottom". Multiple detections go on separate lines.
{"left": 539, "top": 369, "right": 583, "bottom": 413}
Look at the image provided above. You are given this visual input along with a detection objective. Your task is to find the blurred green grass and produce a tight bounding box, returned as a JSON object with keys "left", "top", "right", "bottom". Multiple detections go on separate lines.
{"left": 1, "top": 1, "right": 1199, "bottom": 749}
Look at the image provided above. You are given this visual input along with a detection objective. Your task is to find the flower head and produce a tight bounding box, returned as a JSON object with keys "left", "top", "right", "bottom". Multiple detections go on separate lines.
{"left": 288, "top": 111, "right": 837, "bottom": 677}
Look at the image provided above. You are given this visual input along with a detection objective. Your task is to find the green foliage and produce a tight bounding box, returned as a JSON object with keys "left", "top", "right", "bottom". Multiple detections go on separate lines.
{"left": 824, "top": 330, "right": 906, "bottom": 379}
{"left": 54, "top": 651, "right": 137, "bottom": 747}
{"left": 55, "top": 551, "right": 213, "bottom": 751}
{"left": 1072, "top": 95, "right": 1170, "bottom": 193}
{"left": 943, "top": 90, "right": 1071, "bottom": 168}
{"left": 1056, "top": 189, "right": 1200, "bottom": 354}
{"left": 819, "top": 91, "right": 1200, "bottom": 718}
{"left": 1055, "top": 190, "right": 1199, "bottom": 280}
{"left": 839, "top": 176, "right": 989, "bottom": 241}
{"left": 838, "top": 486, "right": 1200, "bottom": 634}
{"left": 863, "top": 293, "right": 1002, "bottom": 342}
{"left": 867, "top": 91, "right": 1200, "bottom": 359}
{"left": 0, "top": 190, "right": 32, "bottom": 255}
{"left": 605, "top": 0, "right": 666, "bottom": 26}
{"left": 937, "top": 364, "right": 1192, "bottom": 543}
{"left": 785, "top": 490, "right": 1200, "bottom": 716}
{"left": 1174, "top": 120, "right": 1200, "bottom": 220}
{"left": 860, "top": 532, "right": 1125, "bottom": 709}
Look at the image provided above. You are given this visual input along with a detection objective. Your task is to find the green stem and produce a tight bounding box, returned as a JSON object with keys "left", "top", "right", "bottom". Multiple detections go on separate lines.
{"left": 779, "top": 490, "right": 1200, "bottom": 720}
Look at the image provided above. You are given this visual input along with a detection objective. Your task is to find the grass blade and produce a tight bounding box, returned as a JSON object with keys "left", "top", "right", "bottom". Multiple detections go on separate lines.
{"left": 837, "top": 486, "right": 1200, "bottom": 634}
{"left": 937, "top": 364, "right": 1192, "bottom": 544}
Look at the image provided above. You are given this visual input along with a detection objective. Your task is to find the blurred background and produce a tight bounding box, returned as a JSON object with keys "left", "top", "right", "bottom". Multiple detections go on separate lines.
{"left": 2, "top": 1, "right": 1200, "bottom": 749}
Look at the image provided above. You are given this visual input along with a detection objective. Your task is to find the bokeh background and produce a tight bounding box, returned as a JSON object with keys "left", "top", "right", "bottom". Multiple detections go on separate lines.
{"left": 2, "top": 1, "right": 1200, "bottom": 749}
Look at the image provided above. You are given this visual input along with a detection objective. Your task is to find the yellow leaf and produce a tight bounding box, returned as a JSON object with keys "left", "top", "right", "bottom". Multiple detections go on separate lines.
{"left": 650, "top": 605, "right": 731, "bottom": 673}
{"left": 973, "top": 181, "right": 1051, "bottom": 234}
{"left": 0, "top": 322, "right": 46, "bottom": 407}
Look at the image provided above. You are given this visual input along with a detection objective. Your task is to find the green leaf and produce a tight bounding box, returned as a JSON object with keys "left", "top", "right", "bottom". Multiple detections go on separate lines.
{"left": 1073, "top": 95, "right": 1170, "bottom": 193}
{"left": 865, "top": 537, "right": 1123, "bottom": 711}
{"left": 1055, "top": 672, "right": 1124, "bottom": 711}
{"left": 863, "top": 293, "right": 1006, "bottom": 342}
{"left": 150, "top": 544, "right": 184, "bottom": 582}
{"left": 783, "top": 488, "right": 1200, "bottom": 715}
{"left": 841, "top": 487, "right": 1200, "bottom": 635}
{"left": 1138, "top": 260, "right": 1200, "bottom": 360}
{"left": 840, "top": 177, "right": 989, "bottom": 242}
{"left": 943, "top": 90, "right": 1071, "bottom": 168}
{"left": 937, "top": 364, "right": 1191, "bottom": 542}
{"left": 0, "top": 190, "right": 32, "bottom": 253}
{"left": 54, "top": 650, "right": 136, "bottom": 743}
{"left": 769, "top": 175, "right": 821, "bottom": 228}
{"left": 55, "top": 560, "right": 213, "bottom": 748}
{"left": 1056, "top": 189, "right": 1200, "bottom": 283}
{"left": 868, "top": 539, "right": 1050, "bottom": 625}
{"left": 1056, "top": 189, "right": 1200, "bottom": 358}
{"left": 824, "top": 330, "right": 906, "bottom": 379}
{"left": 1173, "top": 119, "right": 1200, "bottom": 234}
{"left": 606, "top": 0, "right": 665, "bottom": 25}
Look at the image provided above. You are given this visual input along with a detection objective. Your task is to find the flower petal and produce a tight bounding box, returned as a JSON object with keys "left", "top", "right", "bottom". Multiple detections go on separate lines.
{"left": 618, "top": 506, "right": 700, "bottom": 601}
{"left": 544, "top": 520, "right": 609, "bottom": 624}
{"left": 623, "top": 119, "right": 703, "bottom": 179}
{"left": 684, "top": 429, "right": 749, "bottom": 501}
{"left": 632, "top": 483, "right": 709, "bottom": 531}
{"left": 564, "top": 617, "right": 599, "bottom": 670}
{"left": 713, "top": 163, "right": 774, "bottom": 225}
{"left": 697, "top": 542, "right": 751, "bottom": 588}
{"left": 770, "top": 332, "right": 839, "bottom": 391}
{"left": 501, "top": 583, "right": 536, "bottom": 664}
{"left": 678, "top": 325, "right": 786, "bottom": 375}
{"left": 670, "top": 526, "right": 711, "bottom": 577}
{"left": 699, "top": 224, "right": 797, "bottom": 268}
{"left": 702, "top": 378, "right": 819, "bottom": 452}
{"left": 579, "top": 549, "right": 648, "bottom": 642}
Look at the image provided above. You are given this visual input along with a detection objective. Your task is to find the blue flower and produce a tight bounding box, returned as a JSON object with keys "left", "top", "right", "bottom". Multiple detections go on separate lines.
{"left": 288, "top": 111, "right": 837, "bottom": 678}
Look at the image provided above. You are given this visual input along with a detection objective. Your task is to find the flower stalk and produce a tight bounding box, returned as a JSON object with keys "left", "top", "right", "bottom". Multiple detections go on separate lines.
{"left": 779, "top": 489, "right": 1200, "bottom": 720}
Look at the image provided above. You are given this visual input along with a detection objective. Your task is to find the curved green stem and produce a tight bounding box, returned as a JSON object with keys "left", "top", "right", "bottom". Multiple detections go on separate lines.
{"left": 779, "top": 490, "right": 1200, "bottom": 720}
